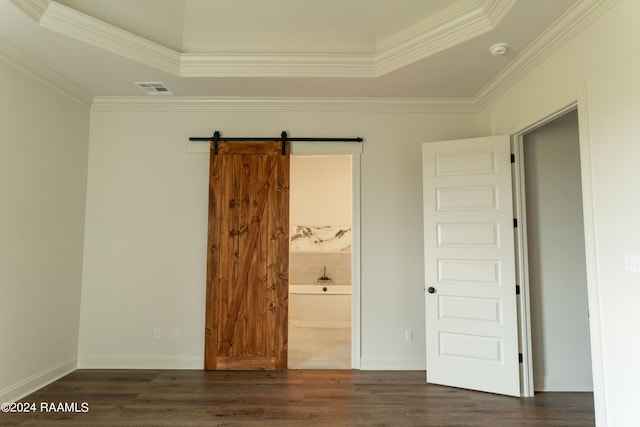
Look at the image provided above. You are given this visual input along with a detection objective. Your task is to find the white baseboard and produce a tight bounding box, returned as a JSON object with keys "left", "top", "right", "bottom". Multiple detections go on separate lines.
{"left": 77, "top": 353, "right": 204, "bottom": 369}
{"left": 0, "top": 359, "right": 77, "bottom": 403}
{"left": 534, "top": 375, "right": 593, "bottom": 392}
{"left": 359, "top": 357, "right": 426, "bottom": 371}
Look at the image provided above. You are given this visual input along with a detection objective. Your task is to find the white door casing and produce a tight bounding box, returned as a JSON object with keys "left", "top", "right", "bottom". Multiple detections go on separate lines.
{"left": 422, "top": 135, "right": 520, "bottom": 396}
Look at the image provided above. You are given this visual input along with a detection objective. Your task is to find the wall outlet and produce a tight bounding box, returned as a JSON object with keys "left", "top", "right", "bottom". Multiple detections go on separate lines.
{"left": 625, "top": 254, "right": 640, "bottom": 272}
{"left": 172, "top": 328, "right": 180, "bottom": 340}
{"left": 405, "top": 329, "right": 414, "bottom": 342}
{"left": 153, "top": 328, "right": 160, "bottom": 340}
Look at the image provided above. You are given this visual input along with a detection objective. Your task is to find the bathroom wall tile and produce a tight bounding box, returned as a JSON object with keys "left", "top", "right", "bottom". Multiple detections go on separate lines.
{"left": 290, "top": 225, "right": 351, "bottom": 252}
{"left": 289, "top": 251, "right": 351, "bottom": 285}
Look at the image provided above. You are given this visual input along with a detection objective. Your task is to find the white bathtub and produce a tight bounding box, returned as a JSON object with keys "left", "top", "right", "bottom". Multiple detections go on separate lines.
{"left": 289, "top": 284, "right": 351, "bottom": 328}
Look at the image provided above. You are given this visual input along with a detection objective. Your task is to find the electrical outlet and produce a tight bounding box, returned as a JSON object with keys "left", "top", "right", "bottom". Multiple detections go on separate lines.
{"left": 405, "top": 329, "right": 413, "bottom": 342}
{"left": 153, "top": 328, "right": 160, "bottom": 340}
{"left": 624, "top": 254, "right": 640, "bottom": 272}
{"left": 172, "top": 328, "right": 180, "bottom": 340}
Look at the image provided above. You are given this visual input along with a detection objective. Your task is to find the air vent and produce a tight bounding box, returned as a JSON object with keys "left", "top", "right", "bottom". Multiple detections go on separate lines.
{"left": 134, "top": 82, "right": 174, "bottom": 96}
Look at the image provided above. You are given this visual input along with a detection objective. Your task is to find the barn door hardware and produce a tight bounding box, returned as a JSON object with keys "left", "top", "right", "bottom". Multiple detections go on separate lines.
{"left": 189, "top": 130, "right": 363, "bottom": 155}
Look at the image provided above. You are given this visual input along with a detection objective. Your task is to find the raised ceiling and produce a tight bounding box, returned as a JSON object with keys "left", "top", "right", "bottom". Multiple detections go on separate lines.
{"left": 0, "top": 0, "right": 585, "bottom": 99}
{"left": 56, "top": 0, "right": 462, "bottom": 54}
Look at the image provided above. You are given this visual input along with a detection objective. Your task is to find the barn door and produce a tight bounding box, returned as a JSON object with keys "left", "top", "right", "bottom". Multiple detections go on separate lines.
{"left": 205, "top": 141, "right": 289, "bottom": 370}
{"left": 422, "top": 135, "right": 520, "bottom": 396}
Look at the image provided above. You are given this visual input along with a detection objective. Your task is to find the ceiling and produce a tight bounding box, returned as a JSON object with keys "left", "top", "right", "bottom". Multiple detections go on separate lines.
{"left": 0, "top": 0, "right": 581, "bottom": 99}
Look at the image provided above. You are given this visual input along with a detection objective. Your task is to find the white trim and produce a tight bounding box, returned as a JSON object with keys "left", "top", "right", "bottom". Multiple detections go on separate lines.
{"left": 474, "top": 0, "right": 620, "bottom": 110}
{"left": 575, "top": 91, "right": 606, "bottom": 427}
{"left": 374, "top": 0, "right": 515, "bottom": 75}
{"left": 77, "top": 354, "right": 203, "bottom": 369}
{"left": 351, "top": 154, "right": 362, "bottom": 370}
{"left": 8, "top": 0, "right": 616, "bottom": 106}
{"left": 92, "top": 96, "right": 477, "bottom": 114}
{"left": 512, "top": 91, "right": 606, "bottom": 425}
{"left": 377, "top": 0, "right": 511, "bottom": 53}
{"left": 0, "top": 358, "right": 76, "bottom": 403}
{"left": 9, "top": 0, "right": 50, "bottom": 21}
{"left": 39, "top": 1, "right": 180, "bottom": 75}
{"left": 0, "top": 37, "right": 92, "bottom": 108}
{"left": 181, "top": 53, "right": 376, "bottom": 78}
{"left": 511, "top": 134, "right": 534, "bottom": 397}
{"left": 12, "top": 0, "right": 512, "bottom": 79}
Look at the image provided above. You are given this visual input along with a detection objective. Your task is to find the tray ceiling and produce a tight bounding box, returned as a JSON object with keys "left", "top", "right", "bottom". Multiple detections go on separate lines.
{"left": 0, "top": 0, "right": 587, "bottom": 99}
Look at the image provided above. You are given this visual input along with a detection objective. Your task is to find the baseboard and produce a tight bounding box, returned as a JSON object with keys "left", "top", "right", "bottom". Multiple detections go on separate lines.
{"left": 77, "top": 353, "right": 204, "bottom": 369}
{"left": 534, "top": 375, "right": 593, "bottom": 392}
{"left": 0, "top": 359, "right": 77, "bottom": 403}
{"left": 359, "top": 357, "right": 426, "bottom": 371}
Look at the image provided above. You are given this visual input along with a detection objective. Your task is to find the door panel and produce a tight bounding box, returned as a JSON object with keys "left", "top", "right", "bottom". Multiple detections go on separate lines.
{"left": 423, "top": 135, "right": 519, "bottom": 396}
{"left": 205, "top": 142, "right": 289, "bottom": 370}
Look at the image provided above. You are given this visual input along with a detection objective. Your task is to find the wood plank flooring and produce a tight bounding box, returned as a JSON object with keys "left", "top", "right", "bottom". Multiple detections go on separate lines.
{"left": 1, "top": 370, "right": 594, "bottom": 426}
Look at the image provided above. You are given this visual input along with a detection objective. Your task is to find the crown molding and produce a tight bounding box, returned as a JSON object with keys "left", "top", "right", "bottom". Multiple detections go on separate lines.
{"left": 0, "top": 37, "right": 92, "bottom": 108}
{"left": 9, "top": 0, "right": 49, "bottom": 21}
{"left": 10, "top": 0, "right": 613, "bottom": 110}
{"left": 91, "top": 96, "right": 477, "bottom": 114}
{"left": 374, "top": 0, "right": 515, "bottom": 75}
{"left": 474, "top": 0, "right": 620, "bottom": 111}
{"left": 12, "top": 0, "right": 513, "bottom": 79}
{"left": 180, "top": 53, "right": 376, "bottom": 78}
{"left": 376, "top": 0, "right": 480, "bottom": 52}
{"left": 36, "top": 1, "right": 180, "bottom": 74}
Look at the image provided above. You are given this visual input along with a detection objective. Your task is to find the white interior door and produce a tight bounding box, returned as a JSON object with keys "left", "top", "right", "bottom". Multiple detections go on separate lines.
{"left": 422, "top": 135, "right": 520, "bottom": 396}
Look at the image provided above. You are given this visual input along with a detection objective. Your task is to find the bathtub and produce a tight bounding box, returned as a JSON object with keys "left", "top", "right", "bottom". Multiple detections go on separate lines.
{"left": 289, "top": 284, "right": 351, "bottom": 328}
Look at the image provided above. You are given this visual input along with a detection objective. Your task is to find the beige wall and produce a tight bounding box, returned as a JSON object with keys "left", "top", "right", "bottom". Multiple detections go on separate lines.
{"left": 477, "top": 0, "right": 640, "bottom": 424}
{"left": 290, "top": 155, "right": 351, "bottom": 226}
{"left": 78, "top": 106, "right": 476, "bottom": 370}
{"left": 0, "top": 55, "right": 89, "bottom": 401}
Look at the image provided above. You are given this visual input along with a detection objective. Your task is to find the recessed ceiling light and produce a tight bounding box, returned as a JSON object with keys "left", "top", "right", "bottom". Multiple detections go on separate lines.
{"left": 134, "top": 82, "right": 174, "bottom": 96}
{"left": 489, "top": 43, "right": 509, "bottom": 56}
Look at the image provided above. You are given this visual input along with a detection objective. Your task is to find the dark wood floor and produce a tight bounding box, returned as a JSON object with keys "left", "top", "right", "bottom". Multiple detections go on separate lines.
{"left": 1, "top": 370, "right": 594, "bottom": 426}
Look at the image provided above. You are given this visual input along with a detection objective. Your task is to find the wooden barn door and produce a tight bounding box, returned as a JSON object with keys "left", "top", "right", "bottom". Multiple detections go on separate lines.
{"left": 205, "top": 141, "right": 290, "bottom": 370}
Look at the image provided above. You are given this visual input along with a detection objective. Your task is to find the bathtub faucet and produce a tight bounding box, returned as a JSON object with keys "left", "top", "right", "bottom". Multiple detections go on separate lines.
{"left": 317, "top": 266, "right": 333, "bottom": 283}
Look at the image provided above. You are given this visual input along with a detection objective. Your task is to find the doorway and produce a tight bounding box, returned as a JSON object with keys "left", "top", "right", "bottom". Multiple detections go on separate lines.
{"left": 288, "top": 154, "right": 353, "bottom": 368}
{"left": 514, "top": 108, "right": 594, "bottom": 395}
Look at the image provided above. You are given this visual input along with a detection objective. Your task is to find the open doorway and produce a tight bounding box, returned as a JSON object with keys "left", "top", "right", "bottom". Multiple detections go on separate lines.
{"left": 288, "top": 154, "right": 353, "bottom": 368}
{"left": 515, "top": 108, "right": 594, "bottom": 395}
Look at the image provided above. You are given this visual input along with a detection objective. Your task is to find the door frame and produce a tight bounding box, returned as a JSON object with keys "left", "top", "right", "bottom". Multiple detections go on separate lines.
{"left": 511, "top": 100, "right": 605, "bottom": 418}
{"left": 291, "top": 141, "right": 362, "bottom": 369}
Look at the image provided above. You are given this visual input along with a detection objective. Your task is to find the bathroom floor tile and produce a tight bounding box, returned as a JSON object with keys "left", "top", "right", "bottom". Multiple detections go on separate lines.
{"left": 288, "top": 325, "right": 351, "bottom": 369}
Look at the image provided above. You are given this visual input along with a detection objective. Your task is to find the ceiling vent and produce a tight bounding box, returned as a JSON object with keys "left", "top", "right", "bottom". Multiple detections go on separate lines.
{"left": 134, "top": 82, "right": 174, "bottom": 96}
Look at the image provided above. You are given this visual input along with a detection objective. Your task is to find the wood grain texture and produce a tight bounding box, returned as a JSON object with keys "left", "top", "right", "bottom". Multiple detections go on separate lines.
{"left": 205, "top": 142, "right": 289, "bottom": 370}
{"left": 3, "top": 370, "right": 595, "bottom": 426}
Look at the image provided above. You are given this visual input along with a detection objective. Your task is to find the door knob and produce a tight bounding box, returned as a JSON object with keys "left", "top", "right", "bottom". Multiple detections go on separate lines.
{"left": 427, "top": 287, "right": 436, "bottom": 294}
